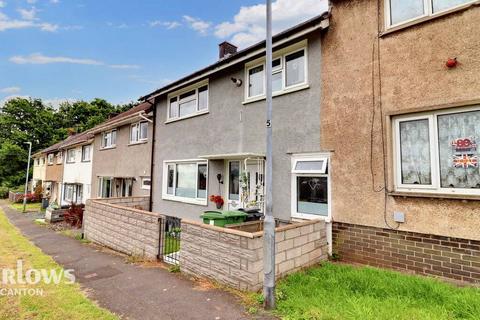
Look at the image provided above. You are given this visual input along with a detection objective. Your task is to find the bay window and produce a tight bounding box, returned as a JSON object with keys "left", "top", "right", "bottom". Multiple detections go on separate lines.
{"left": 163, "top": 160, "right": 208, "bottom": 204}
{"left": 386, "top": 0, "right": 474, "bottom": 28}
{"left": 291, "top": 154, "right": 330, "bottom": 219}
{"left": 130, "top": 121, "right": 148, "bottom": 143}
{"left": 168, "top": 82, "right": 209, "bottom": 121}
{"left": 394, "top": 107, "right": 480, "bottom": 195}
{"left": 246, "top": 45, "right": 307, "bottom": 100}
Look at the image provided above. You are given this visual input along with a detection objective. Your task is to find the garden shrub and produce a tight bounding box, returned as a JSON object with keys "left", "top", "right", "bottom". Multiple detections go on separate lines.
{"left": 64, "top": 204, "right": 84, "bottom": 228}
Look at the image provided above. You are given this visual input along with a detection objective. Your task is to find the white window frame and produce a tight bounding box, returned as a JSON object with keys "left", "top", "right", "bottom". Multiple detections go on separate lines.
{"left": 244, "top": 41, "right": 309, "bottom": 102}
{"left": 98, "top": 177, "right": 113, "bottom": 198}
{"left": 167, "top": 81, "right": 209, "bottom": 122}
{"left": 47, "top": 153, "right": 54, "bottom": 165}
{"left": 393, "top": 105, "right": 480, "bottom": 195}
{"left": 385, "top": 0, "right": 477, "bottom": 29}
{"left": 101, "top": 129, "right": 117, "bottom": 149}
{"left": 291, "top": 153, "right": 331, "bottom": 221}
{"left": 56, "top": 151, "right": 63, "bottom": 164}
{"left": 130, "top": 121, "right": 148, "bottom": 144}
{"left": 141, "top": 177, "right": 151, "bottom": 190}
{"left": 162, "top": 159, "right": 208, "bottom": 205}
{"left": 81, "top": 145, "right": 91, "bottom": 162}
{"left": 66, "top": 148, "right": 76, "bottom": 163}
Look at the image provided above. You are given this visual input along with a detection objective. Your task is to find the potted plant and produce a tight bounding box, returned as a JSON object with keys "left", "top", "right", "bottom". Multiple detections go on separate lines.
{"left": 209, "top": 195, "right": 224, "bottom": 209}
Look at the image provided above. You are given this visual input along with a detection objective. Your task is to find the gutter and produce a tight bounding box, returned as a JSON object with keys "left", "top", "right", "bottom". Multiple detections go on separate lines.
{"left": 89, "top": 111, "right": 153, "bottom": 134}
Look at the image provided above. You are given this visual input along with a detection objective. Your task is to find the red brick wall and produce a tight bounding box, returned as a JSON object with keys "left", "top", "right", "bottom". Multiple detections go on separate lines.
{"left": 333, "top": 222, "right": 480, "bottom": 285}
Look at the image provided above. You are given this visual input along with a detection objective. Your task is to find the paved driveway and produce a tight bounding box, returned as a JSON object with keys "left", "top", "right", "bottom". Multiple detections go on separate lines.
{"left": 0, "top": 201, "right": 272, "bottom": 320}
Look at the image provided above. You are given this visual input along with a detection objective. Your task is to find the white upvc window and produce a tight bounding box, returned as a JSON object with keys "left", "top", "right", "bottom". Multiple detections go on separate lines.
{"left": 167, "top": 82, "right": 209, "bottom": 121}
{"left": 393, "top": 106, "right": 480, "bottom": 195}
{"left": 163, "top": 160, "right": 208, "bottom": 205}
{"left": 82, "top": 145, "right": 91, "bottom": 162}
{"left": 98, "top": 177, "right": 113, "bottom": 198}
{"left": 66, "top": 149, "right": 76, "bottom": 163}
{"left": 130, "top": 121, "right": 148, "bottom": 143}
{"left": 245, "top": 43, "right": 308, "bottom": 100}
{"left": 47, "top": 153, "right": 54, "bottom": 165}
{"left": 291, "top": 153, "right": 331, "bottom": 220}
{"left": 56, "top": 151, "right": 63, "bottom": 164}
{"left": 64, "top": 184, "right": 82, "bottom": 203}
{"left": 102, "top": 129, "right": 117, "bottom": 149}
{"left": 141, "top": 177, "right": 151, "bottom": 190}
{"left": 385, "top": 0, "right": 475, "bottom": 28}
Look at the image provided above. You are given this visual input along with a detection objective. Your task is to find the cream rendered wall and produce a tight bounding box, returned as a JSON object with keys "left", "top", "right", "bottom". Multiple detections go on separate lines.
{"left": 62, "top": 143, "right": 93, "bottom": 205}
{"left": 32, "top": 156, "right": 46, "bottom": 187}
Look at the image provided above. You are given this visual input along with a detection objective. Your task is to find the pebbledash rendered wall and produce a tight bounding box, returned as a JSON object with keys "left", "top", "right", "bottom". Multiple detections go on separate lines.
{"left": 181, "top": 219, "right": 328, "bottom": 291}
{"left": 84, "top": 197, "right": 160, "bottom": 259}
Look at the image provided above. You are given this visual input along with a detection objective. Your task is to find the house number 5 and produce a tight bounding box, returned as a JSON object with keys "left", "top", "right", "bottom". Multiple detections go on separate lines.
{"left": 266, "top": 120, "right": 272, "bottom": 128}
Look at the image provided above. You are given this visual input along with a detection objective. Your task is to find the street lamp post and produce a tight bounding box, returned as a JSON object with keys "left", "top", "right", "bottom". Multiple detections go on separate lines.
{"left": 23, "top": 142, "right": 32, "bottom": 213}
{"left": 263, "top": 0, "right": 276, "bottom": 310}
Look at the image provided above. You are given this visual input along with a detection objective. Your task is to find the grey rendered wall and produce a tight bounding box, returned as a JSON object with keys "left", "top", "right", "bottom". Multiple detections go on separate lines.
{"left": 91, "top": 122, "right": 152, "bottom": 198}
{"left": 152, "top": 31, "right": 323, "bottom": 221}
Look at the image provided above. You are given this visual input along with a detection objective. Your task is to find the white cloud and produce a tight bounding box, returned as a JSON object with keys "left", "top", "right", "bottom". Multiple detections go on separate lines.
{"left": 44, "top": 98, "right": 76, "bottom": 109}
{"left": 109, "top": 64, "right": 140, "bottom": 69}
{"left": 9, "top": 53, "right": 141, "bottom": 70}
{"left": 18, "top": 7, "right": 37, "bottom": 20}
{"left": 10, "top": 53, "right": 103, "bottom": 65}
{"left": 214, "top": 0, "right": 328, "bottom": 48}
{"left": 149, "top": 20, "right": 181, "bottom": 29}
{"left": 183, "top": 15, "right": 211, "bottom": 35}
{"left": 0, "top": 8, "right": 59, "bottom": 32}
{"left": 0, "top": 1, "right": 6, "bottom": 8}
{"left": 0, "top": 86, "right": 21, "bottom": 94}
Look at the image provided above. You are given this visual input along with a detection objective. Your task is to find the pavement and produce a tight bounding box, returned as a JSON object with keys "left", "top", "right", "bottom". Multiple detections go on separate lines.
{"left": 0, "top": 201, "right": 273, "bottom": 320}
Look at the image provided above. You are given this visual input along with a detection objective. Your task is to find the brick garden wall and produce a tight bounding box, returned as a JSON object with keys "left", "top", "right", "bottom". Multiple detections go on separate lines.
{"left": 333, "top": 222, "right": 480, "bottom": 285}
{"left": 181, "top": 219, "right": 328, "bottom": 291}
{"left": 84, "top": 198, "right": 160, "bottom": 259}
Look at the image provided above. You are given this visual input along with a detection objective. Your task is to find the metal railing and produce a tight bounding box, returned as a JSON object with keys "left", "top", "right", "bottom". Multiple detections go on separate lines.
{"left": 158, "top": 215, "right": 181, "bottom": 265}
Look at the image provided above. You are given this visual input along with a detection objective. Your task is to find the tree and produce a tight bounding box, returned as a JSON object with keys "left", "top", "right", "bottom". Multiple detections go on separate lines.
{"left": 0, "top": 97, "right": 136, "bottom": 188}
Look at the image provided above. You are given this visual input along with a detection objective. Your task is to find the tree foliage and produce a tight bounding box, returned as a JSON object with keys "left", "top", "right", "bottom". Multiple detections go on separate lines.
{"left": 0, "top": 97, "right": 136, "bottom": 188}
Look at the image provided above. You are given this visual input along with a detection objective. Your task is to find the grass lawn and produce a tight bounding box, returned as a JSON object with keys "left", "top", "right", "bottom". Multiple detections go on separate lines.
{"left": 274, "top": 262, "right": 480, "bottom": 320}
{"left": 163, "top": 235, "right": 180, "bottom": 255}
{"left": 9, "top": 202, "right": 43, "bottom": 213}
{"left": 0, "top": 208, "right": 117, "bottom": 320}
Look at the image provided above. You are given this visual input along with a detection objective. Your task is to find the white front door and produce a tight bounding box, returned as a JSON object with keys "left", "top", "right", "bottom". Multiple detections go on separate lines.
{"left": 244, "top": 162, "right": 265, "bottom": 210}
{"left": 225, "top": 159, "right": 265, "bottom": 211}
{"left": 226, "top": 160, "right": 241, "bottom": 210}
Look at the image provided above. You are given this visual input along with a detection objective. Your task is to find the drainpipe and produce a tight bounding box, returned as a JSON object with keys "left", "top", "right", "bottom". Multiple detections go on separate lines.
{"left": 147, "top": 98, "right": 156, "bottom": 212}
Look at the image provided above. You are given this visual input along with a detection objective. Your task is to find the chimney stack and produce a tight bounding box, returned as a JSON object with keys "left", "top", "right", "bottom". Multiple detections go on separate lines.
{"left": 219, "top": 41, "right": 237, "bottom": 60}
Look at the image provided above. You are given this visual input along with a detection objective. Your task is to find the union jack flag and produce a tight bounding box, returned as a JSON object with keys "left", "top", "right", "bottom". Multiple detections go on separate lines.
{"left": 453, "top": 154, "right": 479, "bottom": 169}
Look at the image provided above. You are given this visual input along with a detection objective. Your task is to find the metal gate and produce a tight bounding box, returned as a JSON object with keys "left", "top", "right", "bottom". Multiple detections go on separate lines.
{"left": 158, "top": 215, "right": 181, "bottom": 265}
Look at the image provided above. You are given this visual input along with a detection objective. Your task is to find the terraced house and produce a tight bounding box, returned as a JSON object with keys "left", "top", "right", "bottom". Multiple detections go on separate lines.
{"left": 89, "top": 102, "right": 153, "bottom": 199}
{"left": 60, "top": 131, "right": 94, "bottom": 206}
{"left": 323, "top": 0, "right": 480, "bottom": 283}
{"left": 141, "top": 13, "right": 332, "bottom": 244}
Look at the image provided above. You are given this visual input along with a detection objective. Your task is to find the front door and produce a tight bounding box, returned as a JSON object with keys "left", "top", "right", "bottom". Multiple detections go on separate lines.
{"left": 244, "top": 162, "right": 265, "bottom": 210}
{"left": 226, "top": 160, "right": 241, "bottom": 210}
{"left": 226, "top": 159, "right": 265, "bottom": 211}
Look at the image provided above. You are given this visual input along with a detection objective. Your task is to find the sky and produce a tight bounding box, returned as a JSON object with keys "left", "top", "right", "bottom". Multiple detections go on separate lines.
{"left": 0, "top": 0, "right": 328, "bottom": 108}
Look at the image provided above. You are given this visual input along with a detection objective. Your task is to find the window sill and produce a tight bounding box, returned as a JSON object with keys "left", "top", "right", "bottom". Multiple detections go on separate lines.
{"left": 389, "top": 191, "right": 480, "bottom": 201}
{"left": 162, "top": 195, "right": 207, "bottom": 206}
{"left": 100, "top": 146, "right": 116, "bottom": 151}
{"left": 165, "top": 110, "right": 209, "bottom": 124}
{"left": 292, "top": 213, "right": 331, "bottom": 222}
{"left": 242, "top": 83, "right": 310, "bottom": 105}
{"left": 81, "top": 160, "right": 91, "bottom": 163}
{"left": 128, "top": 140, "right": 148, "bottom": 146}
{"left": 381, "top": 1, "right": 480, "bottom": 37}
